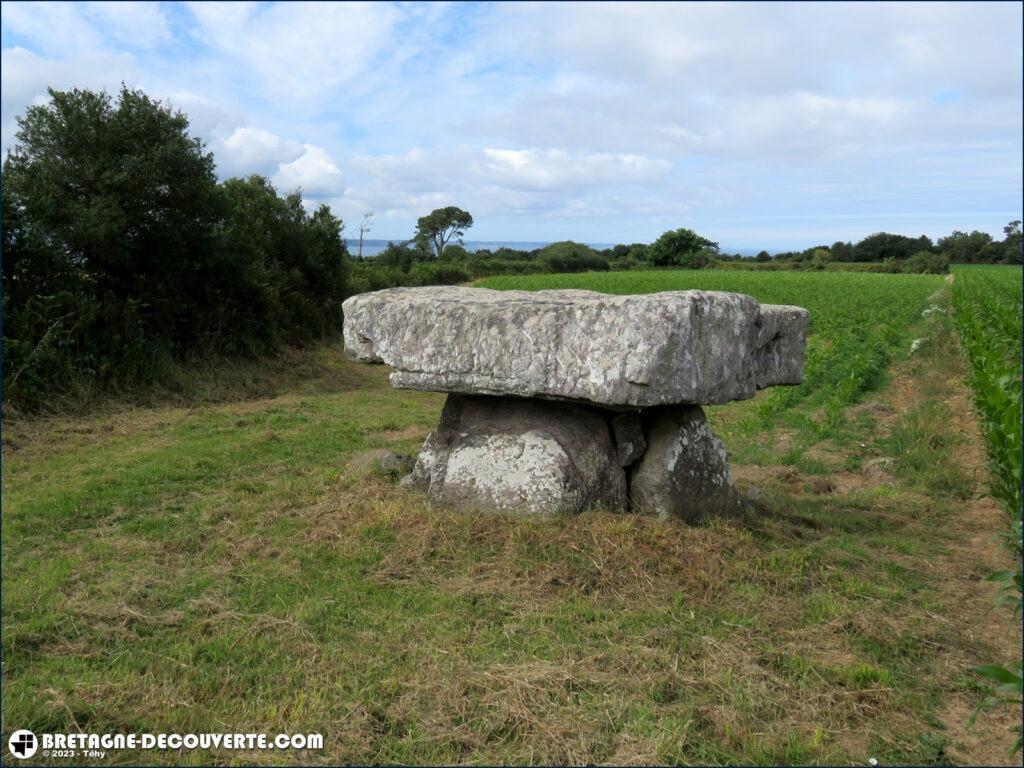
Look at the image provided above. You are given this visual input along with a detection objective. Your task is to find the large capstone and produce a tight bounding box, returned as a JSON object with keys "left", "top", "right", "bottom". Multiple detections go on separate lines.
{"left": 628, "top": 405, "right": 745, "bottom": 523}
{"left": 343, "top": 286, "right": 809, "bottom": 407}
{"left": 403, "top": 394, "right": 627, "bottom": 515}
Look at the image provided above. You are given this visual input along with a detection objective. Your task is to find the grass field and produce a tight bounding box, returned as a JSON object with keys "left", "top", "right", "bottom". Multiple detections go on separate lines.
{"left": 3, "top": 269, "right": 1022, "bottom": 765}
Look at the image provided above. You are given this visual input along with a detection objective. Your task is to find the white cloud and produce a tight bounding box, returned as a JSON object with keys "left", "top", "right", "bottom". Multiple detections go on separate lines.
{"left": 216, "top": 126, "right": 305, "bottom": 179}
{"left": 1, "top": 2, "right": 105, "bottom": 56}
{"left": 185, "top": 1, "right": 402, "bottom": 105}
{"left": 1, "top": 1, "right": 1020, "bottom": 244}
{"left": 477, "top": 148, "right": 671, "bottom": 189}
{"left": 1, "top": 1, "right": 171, "bottom": 54}
{"left": 339, "top": 145, "right": 677, "bottom": 227}
{"left": 469, "top": 1, "right": 1021, "bottom": 167}
{"left": 83, "top": 2, "right": 172, "bottom": 49}
{"left": 163, "top": 90, "right": 244, "bottom": 143}
{"left": 273, "top": 144, "right": 345, "bottom": 198}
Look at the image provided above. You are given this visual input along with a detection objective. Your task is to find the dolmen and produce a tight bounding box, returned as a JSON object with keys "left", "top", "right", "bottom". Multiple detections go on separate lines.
{"left": 343, "top": 286, "right": 810, "bottom": 522}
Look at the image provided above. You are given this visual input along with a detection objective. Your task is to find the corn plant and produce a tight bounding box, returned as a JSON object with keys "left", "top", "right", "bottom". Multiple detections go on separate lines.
{"left": 953, "top": 265, "right": 1023, "bottom": 752}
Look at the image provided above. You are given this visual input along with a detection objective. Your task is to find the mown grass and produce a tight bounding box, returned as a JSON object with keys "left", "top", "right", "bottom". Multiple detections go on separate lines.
{"left": 2, "top": 271, "right": 1019, "bottom": 765}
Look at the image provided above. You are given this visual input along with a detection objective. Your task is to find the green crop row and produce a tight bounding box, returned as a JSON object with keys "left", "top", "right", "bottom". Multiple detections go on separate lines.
{"left": 952, "top": 265, "right": 1022, "bottom": 751}
{"left": 952, "top": 266, "right": 1023, "bottom": 520}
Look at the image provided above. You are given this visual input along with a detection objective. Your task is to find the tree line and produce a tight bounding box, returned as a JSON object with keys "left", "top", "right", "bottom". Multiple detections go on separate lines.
{"left": 751, "top": 225, "right": 1021, "bottom": 272}
{"left": 354, "top": 218, "right": 1021, "bottom": 290}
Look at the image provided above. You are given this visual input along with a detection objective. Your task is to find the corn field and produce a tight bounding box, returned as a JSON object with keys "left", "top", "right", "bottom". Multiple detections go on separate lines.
{"left": 951, "top": 265, "right": 1023, "bottom": 522}
{"left": 952, "top": 264, "right": 1023, "bottom": 751}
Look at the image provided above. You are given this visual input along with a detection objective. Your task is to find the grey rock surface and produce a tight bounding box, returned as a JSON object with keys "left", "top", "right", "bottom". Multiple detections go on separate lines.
{"left": 403, "top": 394, "right": 626, "bottom": 515}
{"left": 611, "top": 411, "right": 647, "bottom": 467}
{"left": 628, "top": 405, "right": 745, "bottom": 522}
{"left": 379, "top": 451, "right": 416, "bottom": 478}
{"left": 343, "top": 286, "right": 809, "bottom": 407}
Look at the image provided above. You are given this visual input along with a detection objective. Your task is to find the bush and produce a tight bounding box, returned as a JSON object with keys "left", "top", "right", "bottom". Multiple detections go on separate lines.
{"left": 903, "top": 251, "right": 950, "bottom": 274}
{"left": 408, "top": 262, "right": 472, "bottom": 286}
{"left": 374, "top": 241, "right": 419, "bottom": 272}
{"left": 537, "top": 241, "right": 609, "bottom": 272}
{"left": 610, "top": 256, "right": 644, "bottom": 271}
{"left": 462, "top": 258, "right": 549, "bottom": 277}
{"left": 348, "top": 263, "right": 407, "bottom": 294}
{"left": 878, "top": 252, "right": 949, "bottom": 275}
{"left": 2, "top": 86, "right": 350, "bottom": 407}
{"left": 648, "top": 228, "right": 718, "bottom": 268}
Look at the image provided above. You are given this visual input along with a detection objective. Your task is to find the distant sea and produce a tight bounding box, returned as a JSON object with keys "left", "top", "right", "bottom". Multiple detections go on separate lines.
{"left": 346, "top": 239, "right": 616, "bottom": 258}
{"left": 346, "top": 238, "right": 759, "bottom": 258}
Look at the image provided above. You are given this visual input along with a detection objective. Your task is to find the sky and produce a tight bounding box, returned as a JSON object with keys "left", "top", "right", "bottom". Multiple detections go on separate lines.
{"left": 1, "top": 1, "right": 1022, "bottom": 251}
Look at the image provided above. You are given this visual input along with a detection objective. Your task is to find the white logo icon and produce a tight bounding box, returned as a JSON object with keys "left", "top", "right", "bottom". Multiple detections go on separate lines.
{"left": 8, "top": 730, "right": 38, "bottom": 759}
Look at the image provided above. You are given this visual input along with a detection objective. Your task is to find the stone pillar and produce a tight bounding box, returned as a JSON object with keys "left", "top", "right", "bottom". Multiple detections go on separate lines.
{"left": 403, "top": 395, "right": 627, "bottom": 515}
{"left": 628, "top": 405, "right": 745, "bottom": 522}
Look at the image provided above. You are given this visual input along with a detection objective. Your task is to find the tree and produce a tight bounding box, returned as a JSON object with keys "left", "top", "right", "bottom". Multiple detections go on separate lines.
{"left": 755, "top": 250, "right": 771, "bottom": 262}
{"left": 830, "top": 241, "right": 855, "bottom": 262}
{"left": 414, "top": 206, "right": 473, "bottom": 259}
{"left": 903, "top": 250, "right": 950, "bottom": 274}
{"left": 376, "top": 241, "right": 417, "bottom": 272}
{"left": 442, "top": 244, "right": 470, "bottom": 261}
{"left": 648, "top": 228, "right": 719, "bottom": 268}
{"left": 2, "top": 86, "right": 350, "bottom": 405}
{"left": 810, "top": 248, "right": 832, "bottom": 269}
{"left": 937, "top": 230, "right": 993, "bottom": 263}
{"left": 357, "top": 211, "right": 373, "bottom": 259}
{"left": 2, "top": 85, "right": 223, "bottom": 396}
{"left": 537, "top": 241, "right": 608, "bottom": 272}
{"left": 854, "top": 232, "right": 932, "bottom": 262}
{"left": 1003, "top": 220, "right": 1022, "bottom": 263}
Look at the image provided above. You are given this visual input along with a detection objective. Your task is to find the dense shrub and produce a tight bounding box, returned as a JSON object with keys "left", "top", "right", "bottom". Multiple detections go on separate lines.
{"left": 903, "top": 250, "right": 950, "bottom": 274}
{"left": 215, "top": 176, "right": 349, "bottom": 349}
{"left": 537, "top": 241, "right": 609, "bottom": 272}
{"left": 462, "top": 258, "right": 549, "bottom": 277}
{"left": 648, "top": 228, "right": 718, "bottom": 268}
{"left": 879, "top": 252, "right": 950, "bottom": 274}
{"left": 1, "top": 86, "right": 349, "bottom": 407}
{"left": 375, "top": 241, "right": 421, "bottom": 271}
{"left": 407, "top": 262, "right": 472, "bottom": 285}
{"left": 609, "top": 256, "right": 645, "bottom": 271}
{"left": 853, "top": 232, "right": 933, "bottom": 262}
{"left": 348, "top": 263, "right": 408, "bottom": 294}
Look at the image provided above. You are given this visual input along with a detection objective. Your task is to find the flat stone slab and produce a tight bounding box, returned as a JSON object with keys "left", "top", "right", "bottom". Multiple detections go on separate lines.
{"left": 344, "top": 286, "right": 809, "bottom": 407}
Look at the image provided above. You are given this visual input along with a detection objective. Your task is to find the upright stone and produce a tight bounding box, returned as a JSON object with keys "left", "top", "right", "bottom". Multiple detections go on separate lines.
{"left": 404, "top": 395, "right": 626, "bottom": 515}
{"left": 628, "top": 405, "right": 745, "bottom": 523}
